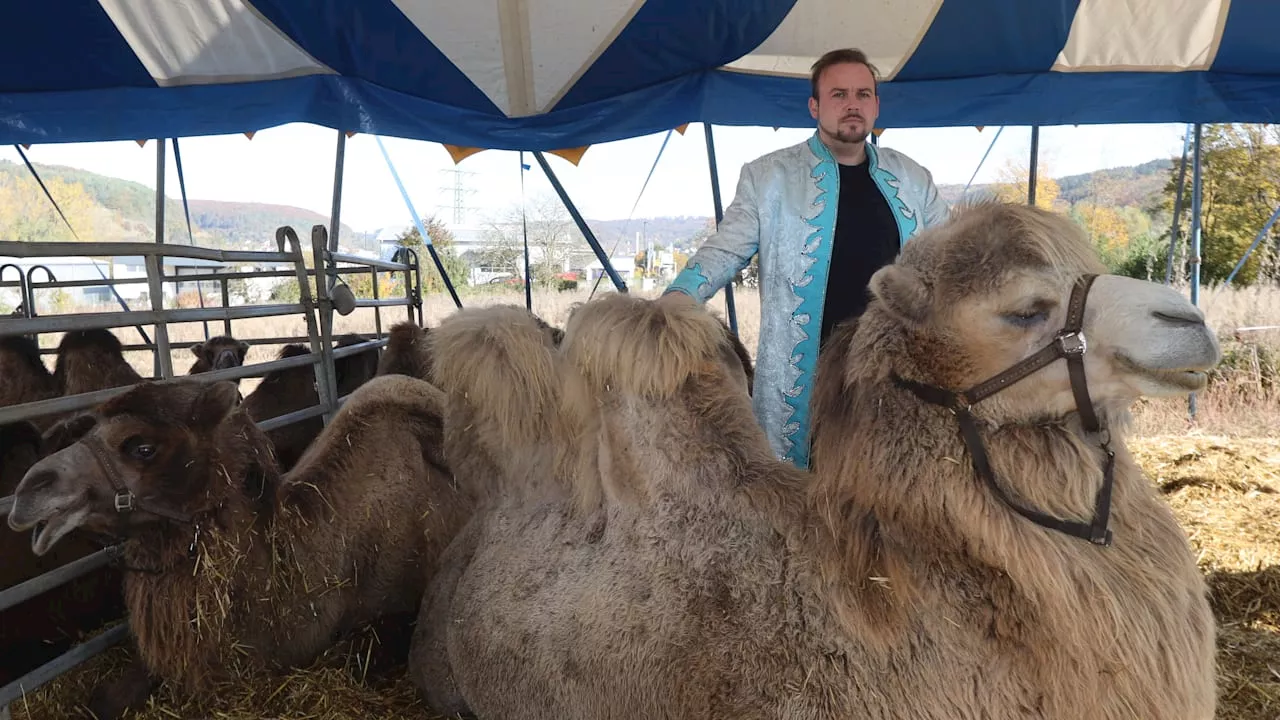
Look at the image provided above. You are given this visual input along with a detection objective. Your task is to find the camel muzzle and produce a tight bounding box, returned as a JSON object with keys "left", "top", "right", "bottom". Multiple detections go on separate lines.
{"left": 892, "top": 273, "right": 1116, "bottom": 547}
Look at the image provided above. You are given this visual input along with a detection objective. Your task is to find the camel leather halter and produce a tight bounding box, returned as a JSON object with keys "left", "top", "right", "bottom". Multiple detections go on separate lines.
{"left": 78, "top": 430, "right": 203, "bottom": 575}
{"left": 892, "top": 273, "right": 1116, "bottom": 547}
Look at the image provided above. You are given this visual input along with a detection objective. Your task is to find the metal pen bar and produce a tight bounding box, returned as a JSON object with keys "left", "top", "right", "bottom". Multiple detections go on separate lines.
{"left": 0, "top": 241, "right": 297, "bottom": 264}
{"left": 0, "top": 546, "right": 117, "bottom": 613}
{"left": 0, "top": 351, "right": 325, "bottom": 425}
{"left": 0, "top": 623, "right": 130, "bottom": 709}
{"left": 327, "top": 252, "right": 413, "bottom": 273}
{"left": 0, "top": 303, "right": 309, "bottom": 335}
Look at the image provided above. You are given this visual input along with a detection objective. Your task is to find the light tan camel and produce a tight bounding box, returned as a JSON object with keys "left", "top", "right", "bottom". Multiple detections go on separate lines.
{"left": 8, "top": 373, "right": 470, "bottom": 719}
{"left": 410, "top": 201, "right": 1220, "bottom": 720}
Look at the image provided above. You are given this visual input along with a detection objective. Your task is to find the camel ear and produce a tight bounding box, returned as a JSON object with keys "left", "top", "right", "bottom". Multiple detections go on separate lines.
{"left": 190, "top": 342, "right": 205, "bottom": 358}
{"left": 869, "top": 265, "right": 931, "bottom": 327}
{"left": 236, "top": 341, "right": 250, "bottom": 360}
{"left": 191, "top": 381, "right": 241, "bottom": 429}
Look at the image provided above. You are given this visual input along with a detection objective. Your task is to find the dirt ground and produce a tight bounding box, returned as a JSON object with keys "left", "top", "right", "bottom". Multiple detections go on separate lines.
{"left": 6, "top": 435, "right": 1278, "bottom": 719}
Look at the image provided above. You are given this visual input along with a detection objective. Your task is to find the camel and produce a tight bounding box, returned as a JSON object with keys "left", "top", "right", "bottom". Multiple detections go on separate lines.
{"left": 7, "top": 371, "right": 471, "bottom": 718}
{"left": 186, "top": 334, "right": 250, "bottom": 380}
{"left": 242, "top": 333, "right": 381, "bottom": 470}
{"left": 375, "top": 321, "right": 434, "bottom": 380}
{"left": 0, "top": 333, "right": 58, "bottom": 414}
{"left": 409, "top": 201, "right": 1220, "bottom": 720}
{"left": 53, "top": 328, "right": 145, "bottom": 397}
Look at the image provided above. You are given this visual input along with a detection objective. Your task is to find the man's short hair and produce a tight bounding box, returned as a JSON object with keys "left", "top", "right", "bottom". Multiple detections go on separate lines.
{"left": 810, "top": 48, "right": 880, "bottom": 99}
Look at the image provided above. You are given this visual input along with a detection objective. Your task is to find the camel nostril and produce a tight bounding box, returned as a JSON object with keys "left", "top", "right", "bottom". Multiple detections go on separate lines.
{"left": 1152, "top": 309, "right": 1204, "bottom": 327}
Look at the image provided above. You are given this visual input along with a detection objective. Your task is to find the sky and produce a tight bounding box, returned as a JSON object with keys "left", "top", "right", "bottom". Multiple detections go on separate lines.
{"left": 0, "top": 121, "right": 1190, "bottom": 237}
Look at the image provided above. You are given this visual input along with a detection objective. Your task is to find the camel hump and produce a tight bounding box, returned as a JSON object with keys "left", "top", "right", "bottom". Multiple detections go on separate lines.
{"left": 430, "top": 304, "right": 564, "bottom": 468}
{"left": 562, "top": 292, "right": 740, "bottom": 400}
{"left": 376, "top": 322, "right": 432, "bottom": 380}
{"left": 0, "top": 334, "right": 49, "bottom": 377}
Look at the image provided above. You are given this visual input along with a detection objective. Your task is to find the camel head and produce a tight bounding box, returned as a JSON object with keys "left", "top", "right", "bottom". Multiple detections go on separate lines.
{"left": 8, "top": 380, "right": 247, "bottom": 555}
{"left": 189, "top": 336, "right": 250, "bottom": 374}
{"left": 860, "top": 200, "right": 1221, "bottom": 427}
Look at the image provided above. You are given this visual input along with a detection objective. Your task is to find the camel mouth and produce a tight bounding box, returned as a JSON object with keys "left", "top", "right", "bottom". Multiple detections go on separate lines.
{"left": 29, "top": 513, "right": 76, "bottom": 556}
{"left": 1116, "top": 354, "right": 1211, "bottom": 392}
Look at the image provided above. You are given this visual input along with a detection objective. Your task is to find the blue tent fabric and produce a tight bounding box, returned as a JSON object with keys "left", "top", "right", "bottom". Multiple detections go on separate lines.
{"left": 1, "top": 0, "right": 1276, "bottom": 149}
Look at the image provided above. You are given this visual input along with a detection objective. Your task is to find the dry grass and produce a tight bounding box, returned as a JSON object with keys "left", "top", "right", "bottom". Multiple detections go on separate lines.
{"left": 8, "top": 282, "right": 1277, "bottom": 718}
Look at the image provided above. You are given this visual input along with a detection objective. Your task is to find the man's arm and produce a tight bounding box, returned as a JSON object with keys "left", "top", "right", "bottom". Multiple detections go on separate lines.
{"left": 919, "top": 166, "right": 950, "bottom": 228}
{"left": 663, "top": 163, "right": 761, "bottom": 303}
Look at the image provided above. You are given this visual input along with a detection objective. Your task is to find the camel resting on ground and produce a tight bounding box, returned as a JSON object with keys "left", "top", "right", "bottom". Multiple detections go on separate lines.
{"left": 410, "top": 201, "right": 1220, "bottom": 719}
{"left": 186, "top": 335, "right": 249, "bottom": 380}
{"left": 8, "top": 371, "right": 470, "bottom": 719}
{"left": 242, "top": 333, "right": 381, "bottom": 470}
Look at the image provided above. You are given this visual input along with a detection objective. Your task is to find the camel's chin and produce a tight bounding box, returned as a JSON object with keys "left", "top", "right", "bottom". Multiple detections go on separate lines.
{"left": 28, "top": 510, "right": 82, "bottom": 556}
{"left": 1116, "top": 354, "right": 1212, "bottom": 395}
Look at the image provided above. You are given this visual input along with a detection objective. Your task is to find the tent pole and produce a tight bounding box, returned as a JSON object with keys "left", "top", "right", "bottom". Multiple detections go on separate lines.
{"left": 1224, "top": 203, "right": 1280, "bottom": 287}
{"left": 328, "top": 130, "right": 346, "bottom": 255}
{"left": 703, "top": 124, "right": 738, "bottom": 335}
{"left": 153, "top": 139, "right": 167, "bottom": 378}
{"left": 1188, "top": 123, "right": 1203, "bottom": 420}
{"left": 1027, "top": 126, "right": 1039, "bottom": 206}
{"left": 1165, "top": 124, "right": 1192, "bottom": 285}
{"left": 155, "top": 140, "right": 165, "bottom": 245}
{"left": 532, "top": 151, "right": 627, "bottom": 293}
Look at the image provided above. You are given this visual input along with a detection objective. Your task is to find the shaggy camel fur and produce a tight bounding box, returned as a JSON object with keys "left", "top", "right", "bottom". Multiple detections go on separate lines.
{"left": 242, "top": 334, "right": 381, "bottom": 470}
{"left": 0, "top": 334, "right": 57, "bottom": 412}
{"left": 375, "top": 321, "right": 434, "bottom": 380}
{"left": 53, "top": 328, "right": 144, "bottom": 397}
{"left": 411, "top": 202, "right": 1219, "bottom": 720}
{"left": 186, "top": 335, "right": 250, "bottom": 379}
{"left": 8, "top": 372, "right": 469, "bottom": 718}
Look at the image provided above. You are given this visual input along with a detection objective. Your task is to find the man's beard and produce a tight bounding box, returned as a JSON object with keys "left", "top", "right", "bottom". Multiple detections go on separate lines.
{"left": 823, "top": 117, "right": 867, "bottom": 144}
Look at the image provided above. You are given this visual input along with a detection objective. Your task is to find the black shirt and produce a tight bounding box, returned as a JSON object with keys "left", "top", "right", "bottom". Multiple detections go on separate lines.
{"left": 818, "top": 160, "right": 902, "bottom": 347}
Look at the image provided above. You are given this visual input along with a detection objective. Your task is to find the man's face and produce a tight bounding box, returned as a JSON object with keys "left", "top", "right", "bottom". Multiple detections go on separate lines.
{"left": 808, "top": 62, "right": 879, "bottom": 146}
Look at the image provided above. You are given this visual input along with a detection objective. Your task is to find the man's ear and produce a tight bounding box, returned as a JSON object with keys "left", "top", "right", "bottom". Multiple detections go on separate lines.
{"left": 869, "top": 265, "right": 931, "bottom": 327}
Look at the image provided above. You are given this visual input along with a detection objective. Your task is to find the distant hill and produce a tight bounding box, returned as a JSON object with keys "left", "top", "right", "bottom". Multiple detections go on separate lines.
{"left": 0, "top": 159, "right": 376, "bottom": 253}
{"left": 2, "top": 155, "right": 1178, "bottom": 260}
{"left": 937, "top": 157, "right": 1173, "bottom": 209}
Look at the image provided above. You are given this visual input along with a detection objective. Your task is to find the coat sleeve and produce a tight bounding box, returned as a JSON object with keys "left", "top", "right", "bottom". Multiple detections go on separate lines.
{"left": 919, "top": 165, "right": 950, "bottom": 228}
{"left": 663, "top": 162, "right": 761, "bottom": 303}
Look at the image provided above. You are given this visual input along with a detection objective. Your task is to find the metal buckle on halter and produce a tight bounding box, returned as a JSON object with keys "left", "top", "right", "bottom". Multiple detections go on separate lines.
{"left": 1056, "top": 330, "right": 1087, "bottom": 356}
{"left": 113, "top": 491, "right": 135, "bottom": 513}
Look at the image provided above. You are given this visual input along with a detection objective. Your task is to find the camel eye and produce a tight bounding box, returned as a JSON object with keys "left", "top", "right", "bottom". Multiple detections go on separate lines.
{"left": 1003, "top": 308, "right": 1049, "bottom": 328}
{"left": 122, "top": 437, "right": 158, "bottom": 461}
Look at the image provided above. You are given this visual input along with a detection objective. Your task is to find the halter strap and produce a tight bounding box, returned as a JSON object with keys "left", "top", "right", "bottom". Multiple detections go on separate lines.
{"left": 890, "top": 273, "right": 1115, "bottom": 547}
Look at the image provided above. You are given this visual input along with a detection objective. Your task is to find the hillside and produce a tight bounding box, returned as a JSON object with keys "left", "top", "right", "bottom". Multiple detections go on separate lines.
{"left": 0, "top": 159, "right": 376, "bottom": 253}
{"left": 937, "top": 157, "right": 1173, "bottom": 208}
{"left": 1, "top": 156, "right": 1177, "bottom": 259}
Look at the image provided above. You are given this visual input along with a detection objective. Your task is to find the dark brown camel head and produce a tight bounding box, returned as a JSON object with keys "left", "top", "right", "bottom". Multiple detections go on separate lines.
{"left": 846, "top": 200, "right": 1222, "bottom": 427}
{"left": 188, "top": 336, "right": 250, "bottom": 375}
{"left": 7, "top": 380, "right": 265, "bottom": 556}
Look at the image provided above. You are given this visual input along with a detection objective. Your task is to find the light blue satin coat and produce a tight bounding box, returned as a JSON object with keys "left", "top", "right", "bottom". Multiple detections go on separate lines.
{"left": 664, "top": 133, "right": 950, "bottom": 468}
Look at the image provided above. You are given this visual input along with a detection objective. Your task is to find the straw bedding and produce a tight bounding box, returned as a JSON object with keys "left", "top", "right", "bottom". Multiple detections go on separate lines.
{"left": 7, "top": 435, "right": 1278, "bottom": 719}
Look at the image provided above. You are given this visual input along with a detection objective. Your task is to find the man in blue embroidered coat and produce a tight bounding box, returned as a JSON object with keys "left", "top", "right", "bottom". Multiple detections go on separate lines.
{"left": 663, "top": 48, "right": 950, "bottom": 469}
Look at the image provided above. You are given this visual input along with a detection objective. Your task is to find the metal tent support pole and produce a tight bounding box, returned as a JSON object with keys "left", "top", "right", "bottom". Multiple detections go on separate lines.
{"left": 532, "top": 151, "right": 627, "bottom": 293}
{"left": 1188, "top": 123, "right": 1203, "bottom": 420}
{"left": 520, "top": 152, "right": 533, "bottom": 311}
{"left": 153, "top": 139, "right": 167, "bottom": 378}
{"left": 1027, "top": 126, "right": 1039, "bottom": 206}
{"left": 703, "top": 124, "right": 738, "bottom": 335}
{"left": 1165, "top": 125, "right": 1193, "bottom": 285}
{"left": 328, "top": 130, "right": 346, "bottom": 255}
{"left": 1223, "top": 203, "right": 1280, "bottom": 287}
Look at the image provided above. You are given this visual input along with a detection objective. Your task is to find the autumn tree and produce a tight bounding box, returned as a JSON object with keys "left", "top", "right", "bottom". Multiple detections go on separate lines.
{"left": 1159, "top": 123, "right": 1280, "bottom": 286}
{"left": 394, "top": 217, "right": 471, "bottom": 294}
{"left": 0, "top": 172, "right": 99, "bottom": 242}
{"left": 991, "top": 156, "right": 1061, "bottom": 211}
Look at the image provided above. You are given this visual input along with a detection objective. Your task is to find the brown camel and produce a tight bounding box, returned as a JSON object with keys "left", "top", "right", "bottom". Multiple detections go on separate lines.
{"left": 242, "top": 333, "right": 381, "bottom": 470}
{"left": 0, "top": 334, "right": 57, "bottom": 413}
{"left": 410, "top": 201, "right": 1220, "bottom": 719}
{"left": 186, "top": 335, "right": 250, "bottom": 380}
{"left": 53, "top": 328, "right": 145, "bottom": 397}
{"left": 8, "top": 371, "right": 469, "bottom": 718}
{"left": 375, "top": 321, "right": 434, "bottom": 380}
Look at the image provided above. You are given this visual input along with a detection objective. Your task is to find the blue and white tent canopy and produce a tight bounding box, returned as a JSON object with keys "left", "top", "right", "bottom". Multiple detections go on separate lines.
{"left": 3, "top": 0, "right": 1277, "bottom": 149}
